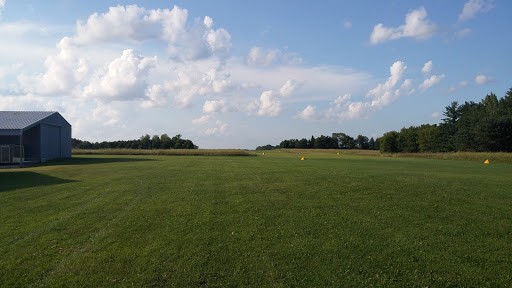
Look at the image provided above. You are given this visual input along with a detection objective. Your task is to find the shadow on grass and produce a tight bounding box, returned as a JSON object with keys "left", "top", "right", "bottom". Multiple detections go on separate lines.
{"left": 44, "top": 156, "right": 156, "bottom": 166}
{"left": 0, "top": 171, "right": 77, "bottom": 193}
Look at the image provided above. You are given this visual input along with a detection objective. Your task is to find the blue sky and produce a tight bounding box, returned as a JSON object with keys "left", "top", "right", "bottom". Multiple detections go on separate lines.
{"left": 0, "top": 0, "right": 510, "bottom": 148}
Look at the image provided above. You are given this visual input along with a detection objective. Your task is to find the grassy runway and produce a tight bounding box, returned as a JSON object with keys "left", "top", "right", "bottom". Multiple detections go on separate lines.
{"left": 0, "top": 151, "right": 511, "bottom": 287}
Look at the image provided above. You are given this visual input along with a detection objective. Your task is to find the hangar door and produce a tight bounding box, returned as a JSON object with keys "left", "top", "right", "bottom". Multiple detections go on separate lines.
{"left": 41, "top": 124, "right": 61, "bottom": 162}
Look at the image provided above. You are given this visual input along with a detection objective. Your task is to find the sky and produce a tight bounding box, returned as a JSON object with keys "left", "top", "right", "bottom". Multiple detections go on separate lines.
{"left": 0, "top": 0, "right": 510, "bottom": 149}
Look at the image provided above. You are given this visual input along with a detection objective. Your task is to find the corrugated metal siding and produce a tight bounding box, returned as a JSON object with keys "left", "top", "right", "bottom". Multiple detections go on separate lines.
{"left": 45, "top": 113, "right": 71, "bottom": 159}
{"left": 23, "top": 125, "right": 40, "bottom": 162}
{"left": 41, "top": 124, "right": 61, "bottom": 162}
{"left": 39, "top": 113, "right": 71, "bottom": 162}
{"left": 60, "top": 124, "right": 72, "bottom": 158}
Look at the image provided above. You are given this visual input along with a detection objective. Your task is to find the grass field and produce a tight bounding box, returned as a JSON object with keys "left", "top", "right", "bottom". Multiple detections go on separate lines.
{"left": 1, "top": 151, "right": 511, "bottom": 287}
{"left": 72, "top": 148, "right": 256, "bottom": 157}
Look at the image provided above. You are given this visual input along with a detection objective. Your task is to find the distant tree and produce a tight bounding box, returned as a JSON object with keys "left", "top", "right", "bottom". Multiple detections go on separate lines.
{"left": 442, "top": 101, "right": 461, "bottom": 125}
{"left": 160, "top": 134, "right": 172, "bottom": 149}
{"left": 172, "top": 134, "right": 182, "bottom": 149}
{"left": 482, "top": 93, "right": 499, "bottom": 117}
{"left": 295, "top": 138, "right": 309, "bottom": 148}
{"left": 139, "top": 134, "right": 151, "bottom": 149}
{"left": 181, "top": 139, "right": 196, "bottom": 149}
{"left": 379, "top": 131, "right": 400, "bottom": 153}
{"left": 99, "top": 141, "right": 110, "bottom": 149}
{"left": 314, "top": 135, "right": 338, "bottom": 149}
{"left": 454, "top": 101, "right": 481, "bottom": 151}
{"left": 398, "top": 126, "right": 419, "bottom": 153}
{"left": 417, "top": 125, "right": 444, "bottom": 152}
{"left": 332, "top": 132, "right": 355, "bottom": 149}
{"left": 500, "top": 88, "right": 512, "bottom": 116}
{"left": 355, "top": 135, "right": 370, "bottom": 149}
{"left": 368, "top": 137, "right": 376, "bottom": 150}
{"left": 374, "top": 137, "right": 380, "bottom": 150}
{"left": 256, "top": 144, "right": 275, "bottom": 150}
{"left": 73, "top": 133, "right": 197, "bottom": 150}
{"left": 308, "top": 136, "right": 315, "bottom": 148}
{"left": 72, "top": 138, "right": 93, "bottom": 149}
{"left": 437, "top": 123, "right": 456, "bottom": 152}
{"left": 151, "top": 135, "right": 161, "bottom": 149}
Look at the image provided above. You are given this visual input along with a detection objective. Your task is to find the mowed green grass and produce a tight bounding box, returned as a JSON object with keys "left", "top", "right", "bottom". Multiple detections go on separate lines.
{"left": 1, "top": 151, "right": 511, "bottom": 287}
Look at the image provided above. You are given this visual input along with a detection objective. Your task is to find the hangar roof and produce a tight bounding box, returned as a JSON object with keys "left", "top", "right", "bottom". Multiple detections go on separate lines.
{"left": 0, "top": 111, "right": 57, "bottom": 130}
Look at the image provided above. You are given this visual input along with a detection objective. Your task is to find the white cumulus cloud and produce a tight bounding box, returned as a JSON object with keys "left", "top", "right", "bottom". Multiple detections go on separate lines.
{"left": 367, "top": 61, "right": 407, "bottom": 107}
{"left": 91, "top": 104, "right": 121, "bottom": 126}
{"left": 279, "top": 79, "right": 297, "bottom": 97}
{"left": 203, "top": 16, "right": 213, "bottom": 30}
{"left": 166, "top": 62, "right": 231, "bottom": 108}
{"left": 247, "top": 79, "right": 301, "bottom": 117}
{"left": 203, "top": 23, "right": 231, "bottom": 56}
{"left": 421, "top": 60, "right": 433, "bottom": 74}
{"left": 16, "top": 4, "right": 232, "bottom": 104}
{"left": 141, "top": 84, "right": 168, "bottom": 108}
{"left": 82, "top": 49, "right": 156, "bottom": 101}
{"left": 205, "top": 120, "right": 228, "bottom": 135}
{"left": 297, "top": 105, "right": 316, "bottom": 120}
{"left": 246, "top": 47, "right": 280, "bottom": 66}
{"left": 475, "top": 74, "right": 491, "bottom": 85}
{"left": 192, "top": 115, "right": 211, "bottom": 125}
{"left": 459, "top": 0, "right": 494, "bottom": 22}
{"left": 401, "top": 79, "right": 415, "bottom": 95}
{"left": 246, "top": 47, "right": 302, "bottom": 66}
{"left": 18, "top": 37, "right": 89, "bottom": 95}
{"left": 419, "top": 74, "right": 445, "bottom": 90}
{"left": 325, "top": 61, "right": 412, "bottom": 120}
{"left": 370, "top": 7, "right": 437, "bottom": 44}
{"left": 202, "top": 68, "right": 231, "bottom": 93}
{"left": 256, "top": 90, "right": 281, "bottom": 116}
{"left": 203, "top": 99, "right": 226, "bottom": 113}
{"left": 326, "top": 100, "right": 373, "bottom": 120}
{"left": 74, "top": 5, "right": 155, "bottom": 45}
{"left": 72, "top": 5, "right": 230, "bottom": 60}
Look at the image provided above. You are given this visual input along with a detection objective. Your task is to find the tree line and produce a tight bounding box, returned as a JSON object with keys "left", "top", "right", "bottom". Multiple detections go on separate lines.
{"left": 258, "top": 88, "right": 512, "bottom": 153}
{"left": 72, "top": 134, "right": 198, "bottom": 150}
{"left": 256, "top": 133, "right": 379, "bottom": 150}
{"left": 379, "top": 88, "right": 512, "bottom": 153}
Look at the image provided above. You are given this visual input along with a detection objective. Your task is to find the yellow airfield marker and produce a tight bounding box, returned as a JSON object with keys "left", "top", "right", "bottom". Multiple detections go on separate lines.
{"left": 300, "top": 156, "right": 305, "bottom": 161}
{"left": 484, "top": 159, "right": 490, "bottom": 164}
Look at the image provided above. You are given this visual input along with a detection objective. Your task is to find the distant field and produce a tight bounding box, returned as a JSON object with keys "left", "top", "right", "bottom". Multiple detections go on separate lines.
{"left": 73, "top": 148, "right": 255, "bottom": 156}
{"left": 1, "top": 151, "right": 511, "bottom": 287}
{"left": 73, "top": 147, "right": 512, "bottom": 163}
